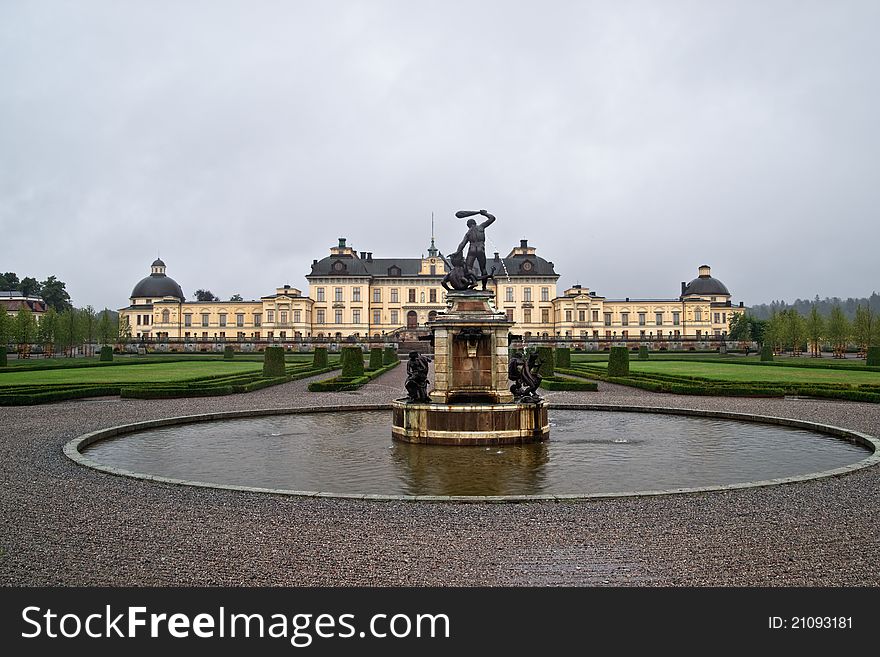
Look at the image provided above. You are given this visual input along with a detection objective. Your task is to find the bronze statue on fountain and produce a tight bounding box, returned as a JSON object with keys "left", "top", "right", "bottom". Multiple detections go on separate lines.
{"left": 508, "top": 350, "right": 544, "bottom": 402}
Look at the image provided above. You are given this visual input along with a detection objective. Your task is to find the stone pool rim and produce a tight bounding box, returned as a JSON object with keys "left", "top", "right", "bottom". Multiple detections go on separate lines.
{"left": 63, "top": 403, "right": 880, "bottom": 503}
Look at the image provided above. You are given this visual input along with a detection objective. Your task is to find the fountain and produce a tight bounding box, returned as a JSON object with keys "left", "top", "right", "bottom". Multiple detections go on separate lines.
{"left": 391, "top": 210, "right": 549, "bottom": 445}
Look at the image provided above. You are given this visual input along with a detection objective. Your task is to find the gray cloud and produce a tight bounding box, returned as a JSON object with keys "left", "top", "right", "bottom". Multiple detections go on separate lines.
{"left": 1, "top": 0, "right": 878, "bottom": 308}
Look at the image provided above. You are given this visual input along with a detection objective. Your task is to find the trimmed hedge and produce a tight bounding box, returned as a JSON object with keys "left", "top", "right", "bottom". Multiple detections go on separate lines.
{"left": 0, "top": 345, "right": 6, "bottom": 367}
{"left": 368, "top": 347, "right": 384, "bottom": 370}
{"left": 867, "top": 346, "right": 880, "bottom": 367}
{"left": 540, "top": 376, "right": 598, "bottom": 391}
{"left": 99, "top": 346, "right": 113, "bottom": 362}
{"left": 313, "top": 347, "right": 328, "bottom": 368}
{"left": 760, "top": 345, "right": 774, "bottom": 362}
{"left": 308, "top": 360, "right": 399, "bottom": 392}
{"left": 340, "top": 346, "right": 365, "bottom": 378}
{"left": 536, "top": 346, "right": 555, "bottom": 378}
{"left": 555, "top": 347, "right": 571, "bottom": 369}
{"left": 223, "top": 346, "right": 234, "bottom": 360}
{"left": 638, "top": 345, "right": 649, "bottom": 360}
{"left": 608, "top": 346, "right": 630, "bottom": 376}
{"left": 383, "top": 346, "right": 398, "bottom": 365}
{"left": 263, "top": 346, "right": 286, "bottom": 377}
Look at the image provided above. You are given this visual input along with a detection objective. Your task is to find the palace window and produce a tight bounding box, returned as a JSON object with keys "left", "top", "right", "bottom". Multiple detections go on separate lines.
{"left": 593, "top": 330, "right": 599, "bottom": 338}
{"left": 280, "top": 311, "right": 288, "bottom": 324}
{"left": 565, "top": 310, "right": 572, "bottom": 322}
{"left": 578, "top": 310, "right": 585, "bottom": 322}
{"left": 505, "top": 287, "right": 514, "bottom": 302}
{"left": 267, "top": 310, "right": 275, "bottom": 323}
{"left": 592, "top": 310, "right": 599, "bottom": 322}
{"left": 672, "top": 312, "right": 680, "bottom": 326}
{"left": 638, "top": 313, "right": 646, "bottom": 326}
{"left": 695, "top": 309, "right": 702, "bottom": 322}
{"left": 373, "top": 288, "right": 381, "bottom": 303}
{"left": 714, "top": 312, "right": 720, "bottom": 324}
{"left": 656, "top": 312, "right": 663, "bottom": 326}
{"left": 294, "top": 310, "right": 301, "bottom": 323}
{"left": 430, "top": 265, "right": 436, "bottom": 275}
{"left": 408, "top": 289, "right": 416, "bottom": 303}
{"left": 161, "top": 309, "right": 170, "bottom": 323}
{"left": 604, "top": 313, "right": 612, "bottom": 326}
{"left": 317, "top": 309, "right": 325, "bottom": 324}
{"left": 429, "top": 288, "right": 437, "bottom": 303}
{"left": 622, "top": 330, "right": 628, "bottom": 339}
{"left": 335, "top": 310, "right": 343, "bottom": 324}
{"left": 253, "top": 332, "right": 260, "bottom": 340}
{"left": 237, "top": 332, "right": 245, "bottom": 340}
{"left": 506, "top": 309, "right": 514, "bottom": 322}
{"left": 316, "top": 288, "right": 325, "bottom": 302}
{"left": 391, "top": 310, "right": 399, "bottom": 325}
{"left": 524, "top": 287, "right": 532, "bottom": 302}
{"left": 136, "top": 315, "right": 141, "bottom": 325}
{"left": 236, "top": 313, "right": 244, "bottom": 327}
{"left": 335, "top": 288, "right": 343, "bottom": 302}
{"left": 219, "top": 314, "right": 227, "bottom": 327}
{"left": 523, "top": 309, "right": 531, "bottom": 323}
{"left": 640, "top": 330, "right": 646, "bottom": 339}
{"left": 541, "top": 287, "right": 549, "bottom": 302}
{"left": 391, "top": 289, "right": 399, "bottom": 303}
{"left": 201, "top": 313, "right": 209, "bottom": 327}
{"left": 253, "top": 313, "right": 261, "bottom": 327}
{"left": 621, "top": 312, "right": 629, "bottom": 326}
{"left": 373, "top": 310, "right": 381, "bottom": 325}
{"left": 184, "top": 313, "right": 192, "bottom": 327}
{"left": 353, "top": 309, "right": 361, "bottom": 324}
{"left": 352, "top": 287, "right": 361, "bottom": 302}
{"left": 542, "top": 308, "right": 550, "bottom": 323}
{"left": 279, "top": 331, "right": 286, "bottom": 340}
{"left": 674, "top": 330, "right": 681, "bottom": 338}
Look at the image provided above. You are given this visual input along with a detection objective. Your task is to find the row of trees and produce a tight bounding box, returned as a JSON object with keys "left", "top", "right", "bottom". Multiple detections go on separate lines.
{"left": 748, "top": 292, "right": 880, "bottom": 320}
{"left": 194, "top": 289, "right": 244, "bottom": 302}
{"left": 730, "top": 304, "right": 880, "bottom": 358}
{"left": 0, "top": 272, "right": 72, "bottom": 311}
{"left": 0, "top": 306, "right": 119, "bottom": 357}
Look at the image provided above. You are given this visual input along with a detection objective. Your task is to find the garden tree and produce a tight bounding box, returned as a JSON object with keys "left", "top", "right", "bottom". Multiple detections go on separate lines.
{"left": 728, "top": 313, "right": 752, "bottom": 343}
{"left": 98, "top": 309, "right": 114, "bottom": 344}
{"left": 229, "top": 294, "right": 243, "bottom": 301}
{"left": 805, "top": 305, "right": 825, "bottom": 357}
{"left": 58, "top": 308, "right": 83, "bottom": 357}
{"left": 118, "top": 315, "right": 132, "bottom": 341}
{"left": 19, "top": 277, "right": 41, "bottom": 297}
{"left": 14, "top": 306, "right": 36, "bottom": 355}
{"left": 0, "top": 272, "right": 20, "bottom": 291}
{"left": 81, "top": 306, "right": 97, "bottom": 356}
{"left": 764, "top": 311, "right": 785, "bottom": 354}
{"left": 0, "top": 308, "right": 12, "bottom": 346}
{"left": 783, "top": 309, "right": 807, "bottom": 356}
{"left": 38, "top": 307, "right": 58, "bottom": 355}
{"left": 40, "top": 276, "right": 72, "bottom": 311}
{"left": 194, "top": 289, "right": 219, "bottom": 301}
{"left": 851, "top": 305, "right": 875, "bottom": 356}
{"left": 826, "top": 306, "right": 850, "bottom": 358}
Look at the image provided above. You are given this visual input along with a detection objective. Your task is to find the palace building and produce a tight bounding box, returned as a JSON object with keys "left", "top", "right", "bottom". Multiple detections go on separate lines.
{"left": 119, "top": 242, "right": 744, "bottom": 345}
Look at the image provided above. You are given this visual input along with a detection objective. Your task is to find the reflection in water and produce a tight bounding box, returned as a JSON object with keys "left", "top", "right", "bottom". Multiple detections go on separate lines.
{"left": 83, "top": 410, "right": 870, "bottom": 497}
{"left": 391, "top": 441, "right": 550, "bottom": 496}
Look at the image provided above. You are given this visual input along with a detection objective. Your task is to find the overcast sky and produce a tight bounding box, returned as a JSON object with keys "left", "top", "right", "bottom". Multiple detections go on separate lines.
{"left": 1, "top": 1, "right": 878, "bottom": 309}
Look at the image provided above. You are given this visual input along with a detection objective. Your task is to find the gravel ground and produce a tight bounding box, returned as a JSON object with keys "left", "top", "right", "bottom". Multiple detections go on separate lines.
{"left": 2, "top": 364, "right": 879, "bottom": 586}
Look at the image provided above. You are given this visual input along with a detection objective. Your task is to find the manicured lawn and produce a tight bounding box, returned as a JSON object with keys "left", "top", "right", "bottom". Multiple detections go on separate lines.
{"left": 0, "top": 361, "right": 263, "bottom": 385}
{"left": 628, "top": 361, "right": 880, "bottom": 385}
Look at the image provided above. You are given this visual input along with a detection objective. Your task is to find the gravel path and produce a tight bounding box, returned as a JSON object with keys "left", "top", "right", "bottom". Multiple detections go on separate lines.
{"left": 2, "top": 365, "right": 879, "bottom": 586}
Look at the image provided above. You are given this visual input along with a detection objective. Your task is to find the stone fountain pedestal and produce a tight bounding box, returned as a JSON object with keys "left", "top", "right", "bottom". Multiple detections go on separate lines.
{"left": 392, "top": 290, "right": 549, "bottom": 445}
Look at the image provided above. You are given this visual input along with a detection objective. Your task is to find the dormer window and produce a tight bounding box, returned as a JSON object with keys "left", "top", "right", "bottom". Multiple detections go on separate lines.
{"left": 521, "top": 260, "right": 534, "bottom": 272}
{"left": 332, "top": 260, "right": 346, "bottom": 273}
{"left": 388, "top": 266, "right": 401, "bottom": 277}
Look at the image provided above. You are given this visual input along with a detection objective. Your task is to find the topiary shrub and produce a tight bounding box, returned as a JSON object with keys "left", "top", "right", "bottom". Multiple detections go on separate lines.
{"left": 638, "top": 345, "right": 649, "bottom": 360}
{"left": 536, "top": 346, "right": 555, "bottom": 378}
{"left": 383, "top": 346, "right": 398, "bottom": 365}
{"left": 99, "top": 346, "right": 113, "bottom": 362}
{"left": 313, "top": 346, "right": 328, "bottom": 368}
{"left": 340, "top": 346, "right": 365, "bottom": 378}
{"left": 0, "top": 345, "right": 7, "bottom": 367}
{"left": 223, "top": 346, "right": 234, "bottom": 360}
{"left": 760, "top": 344, "right": 774, "bottom": 362}
{"left": 608, "top": 346, "right": 630, "bottom": 376}
{"left": 867, "top": 346, "right": 880, "bottom": 367}
{"left": 555, "top": 347, "right": 571, "bottom": 369}
{"left": 368, "top": 347, "right": 383, "bottom": 370}
{"left": 263, "top": 346, "right": 285, "bottom": 377}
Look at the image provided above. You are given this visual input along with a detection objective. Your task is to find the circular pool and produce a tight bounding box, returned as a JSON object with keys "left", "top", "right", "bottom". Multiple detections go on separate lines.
{"left": 69, "top": 406, "right": 877, "bottom": 500}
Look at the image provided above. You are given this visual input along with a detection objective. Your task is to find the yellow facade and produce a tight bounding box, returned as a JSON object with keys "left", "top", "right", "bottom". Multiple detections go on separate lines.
{"left": 120, "top": 248, "right": 743, "bottom": 344}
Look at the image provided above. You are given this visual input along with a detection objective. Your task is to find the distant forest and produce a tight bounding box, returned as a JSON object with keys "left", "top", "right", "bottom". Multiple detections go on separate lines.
{"left": 748, "top": 292, "right": 880, "bottom": 320}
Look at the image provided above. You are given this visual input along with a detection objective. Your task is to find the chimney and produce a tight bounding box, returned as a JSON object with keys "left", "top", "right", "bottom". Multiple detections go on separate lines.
{"left": 312, "top": 259, "right": 318, "bottom": 267}
{"left": 681, "top": 282, "right": 686, "bottom": 296}
{"left": 367, "top": 252, "right": 373, "bottom": 261}
{"left": 360, "top": 251, "right": 366, "bottom": 259}
{"left": 625, "top": 297, "right": 629, "bottom": 302}
{"left": 284, "top": 284, "right": 290, "bottom": 289}
{"left": 739, "top": 301, "right": 744, "bottom": 308}
{"left": 338, "top": 237, "right": 347, "bottom": 248}
{"left": 494, "top": 252, "right": 500, "bottom": 260}
{"left": 520, "top": 239, "right": 528, "bottom": 249}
